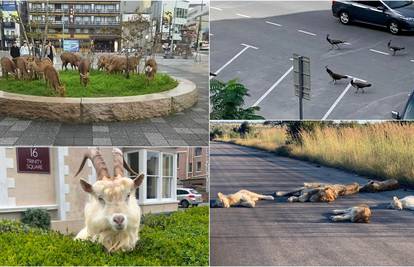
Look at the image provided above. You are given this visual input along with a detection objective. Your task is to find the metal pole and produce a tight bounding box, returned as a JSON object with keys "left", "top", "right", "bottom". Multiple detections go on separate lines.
{"left": 169, "top": 0, "right": 177, "bottom": 57}
{"left": 298, "top": 56, "right": 304, "bottom": 120}
{"left": 194, "top": 0, "right": 203, "bottom": 62}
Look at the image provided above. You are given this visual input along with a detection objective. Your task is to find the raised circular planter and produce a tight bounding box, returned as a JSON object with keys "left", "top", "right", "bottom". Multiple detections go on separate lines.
{"left": 0, "top": 77, "right": 198, "bottom": 123}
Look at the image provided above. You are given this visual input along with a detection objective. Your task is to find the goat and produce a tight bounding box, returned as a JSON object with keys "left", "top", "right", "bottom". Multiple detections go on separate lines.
{"left": 78, "top": 58, "right": 90, "bottom": 87}
{"left": 74, "top": 148, "right": 144, "bottom": 253}
{"left": 1, "top": 57, "right": 18, "bottom": 78}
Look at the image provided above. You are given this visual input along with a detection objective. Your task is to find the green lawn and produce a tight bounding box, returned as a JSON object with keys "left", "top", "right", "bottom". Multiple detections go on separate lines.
{"left": 0, "top": 70, "right": 178, "bottom": 97}
{"left": 0, "top": 207, "right": 208, "bottom": 266}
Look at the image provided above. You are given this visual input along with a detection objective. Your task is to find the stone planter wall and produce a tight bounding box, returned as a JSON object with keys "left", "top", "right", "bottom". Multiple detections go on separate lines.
{"left": 0, "top": 77, "right": 197, "bottom": 123}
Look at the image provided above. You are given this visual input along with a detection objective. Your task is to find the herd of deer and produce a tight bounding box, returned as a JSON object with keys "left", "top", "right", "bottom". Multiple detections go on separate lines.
{"left": 0, "top": 51, "right": 158, "bottom": 97}
{"left": 217, "top": 179, "right": 414, "bottom": 223}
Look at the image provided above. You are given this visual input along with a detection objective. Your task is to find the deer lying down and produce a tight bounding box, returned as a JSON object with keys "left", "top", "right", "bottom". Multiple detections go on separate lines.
{"left": 330, "top": 204, "right": 372, "bottom": 223}
{"left": 217, "top": 190, "right": 274, "bottom": 208}
{"left": 389, "top": 196, "right": 414, "bottom": 211}
{"left": 74, "top": 148, "right": 145, "bottom": 252}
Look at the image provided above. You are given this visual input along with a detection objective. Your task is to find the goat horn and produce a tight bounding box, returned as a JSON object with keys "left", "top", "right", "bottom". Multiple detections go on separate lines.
{"left": 112, "top": 147, "right": 125, "bottom": 177}
{"left": 75, "top": 148, "right": 110, "bottom": 180}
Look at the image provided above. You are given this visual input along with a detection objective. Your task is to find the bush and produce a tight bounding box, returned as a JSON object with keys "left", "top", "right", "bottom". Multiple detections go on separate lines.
{"left": 0, "top": 207, "right": 208, "bottom": 266}
{"left": 21, "top": 208, "right": 51, "bottom": 230}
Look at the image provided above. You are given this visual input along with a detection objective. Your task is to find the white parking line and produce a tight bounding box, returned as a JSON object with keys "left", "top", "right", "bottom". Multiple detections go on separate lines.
{"left": 210, "top": 6, "right": 223, "bottom": 11}
{"left": 410, "top": 59, "right": 414, "bottom": 63}
{"left": 297, "top": 30, "right": 317, "bottom": 36}
{"left": 322, "top": 83, "right": 353, "bottom": 120}
{"left": 265, "top": 21, "right": 282, "bottom": 27}
{"left": 210, "top": 43, "right": 258, "bottom": 80}
{"left": 236, "top": 13, "right": 251, "bottom": 18}
{"left": 369, "top": 49, "right": 389, "bottom": 56}
{"left": 252, "top": 66, "right": 294, "bottom": 107}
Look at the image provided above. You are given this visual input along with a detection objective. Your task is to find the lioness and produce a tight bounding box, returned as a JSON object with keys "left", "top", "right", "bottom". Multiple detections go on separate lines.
{"left": 217, "top": 190, "right": 274, "bottom": 208}
{"left": 389, "top": 196, "right": 414, "bottom": 210}
{"left": 330, "top": 204, "right": 372, "bottom": 223}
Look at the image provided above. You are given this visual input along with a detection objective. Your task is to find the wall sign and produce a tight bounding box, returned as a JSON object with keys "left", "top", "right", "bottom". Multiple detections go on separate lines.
{"left": 16, "top": 148, "right": 50, "bottom": 174}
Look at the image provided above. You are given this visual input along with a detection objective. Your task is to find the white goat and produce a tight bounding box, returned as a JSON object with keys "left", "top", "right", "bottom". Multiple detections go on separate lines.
{"left": 74, "top": 148, "right": 144, "bottom": 252}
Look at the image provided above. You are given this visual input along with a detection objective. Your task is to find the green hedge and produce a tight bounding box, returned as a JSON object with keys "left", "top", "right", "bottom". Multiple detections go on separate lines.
{"left": 0, "top": 207, "right": 208, "bottom": 266}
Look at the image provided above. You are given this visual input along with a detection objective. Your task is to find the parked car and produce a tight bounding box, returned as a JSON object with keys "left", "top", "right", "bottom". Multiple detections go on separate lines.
{"left": 392, "top": 90, "right": 414, "bottom": 120}
{"left": 177, "top": 188, "right": 203, "bottom": 208}
{"left": 332, "top": 0, "right": 414, "bottom": 34}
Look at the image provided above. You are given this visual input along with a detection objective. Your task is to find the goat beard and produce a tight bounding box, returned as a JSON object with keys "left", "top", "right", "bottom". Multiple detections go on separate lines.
{"left": 95, "top": 228, "right": 139, "bottom": 252}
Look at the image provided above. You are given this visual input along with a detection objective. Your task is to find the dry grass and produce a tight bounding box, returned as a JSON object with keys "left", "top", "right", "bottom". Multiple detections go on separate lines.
{"left": 215, "top": 122, "right": 414, "bottom": 185}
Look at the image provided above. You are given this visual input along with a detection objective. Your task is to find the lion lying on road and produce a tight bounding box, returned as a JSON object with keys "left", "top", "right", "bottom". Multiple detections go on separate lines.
{"left": 389, "top": 196, "right": 414, "bottom": 210}
{"left": 276, "top": 182, "right": 360, "bottom": 203}
{"left": 330, "top": 204, "right": 372, "bottom": 223}
{"left": 217, "top": 190, "right": 274, "bottom": 208}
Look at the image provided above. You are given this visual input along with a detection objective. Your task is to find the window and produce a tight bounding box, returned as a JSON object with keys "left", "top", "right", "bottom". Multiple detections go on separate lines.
{"left": 177, "top": 189, "right": 188, "bottom": 195}
{"left": 177, "top": 153, "right": 180, "bottom": 169}
{"left": 147, "top": 152, "right": 159, "bottom": 199}
{"left": 188, "top": 162, "right": 193, "bottom": 173}
{"left": 162, "top": 154, "right": 173, "bottom": 198}
{"left": 127, "top": 152, "right": 140, "bottom": 200}
{"left": 196, "top": 161, "right": 202, "bottom": 172}
{"left": 195, "top": 147, "right": 202, "bottom": 156}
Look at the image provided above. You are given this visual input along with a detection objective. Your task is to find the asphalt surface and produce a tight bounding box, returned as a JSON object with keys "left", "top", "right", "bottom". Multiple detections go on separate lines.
{"left": 210, "top": 1, "right": 414, "bottom": 120}
{"left": 0, "top": 53, "right": 209, "bottom": 146}
{"left": 210, "top": 142, "right": 414, "bottom": 266}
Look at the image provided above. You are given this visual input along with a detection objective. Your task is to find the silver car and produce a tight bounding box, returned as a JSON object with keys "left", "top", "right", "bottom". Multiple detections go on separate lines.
{"left": 177, "top": 188, "right": 203, "bottom": 208}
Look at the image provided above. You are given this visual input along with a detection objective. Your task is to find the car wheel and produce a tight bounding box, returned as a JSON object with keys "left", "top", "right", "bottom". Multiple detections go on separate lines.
{"left": 339, "top": 11, "right": 351, "bottom": 25}
{"left": 388, "top": 21, "right": 400, "bottom": 34}
{"left": 180, "top": 200, "right": 190, "bottom": 208}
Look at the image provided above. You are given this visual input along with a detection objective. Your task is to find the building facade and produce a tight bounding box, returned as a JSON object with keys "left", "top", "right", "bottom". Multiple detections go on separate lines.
{"left": 0, "top": 0, "right": 21, "bottom": 48}
{"left": 27, "top": 0, "right": 121, "bottom": 52}
{"left": 0, "top": 147, "right": 182, "bottom": 233}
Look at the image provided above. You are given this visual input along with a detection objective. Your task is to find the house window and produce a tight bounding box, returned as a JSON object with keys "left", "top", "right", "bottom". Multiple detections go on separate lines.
{"left": 196, "top": 161, "right": 202, "bottom": 172}
{"left": 188, "top": 162, "right": 193, "bottom": 173}
{"left": 147, "top": 152, "right": 159, "bottom": 199}
{"left": 177, "top": 153, "right": 180, "bottom": 169}
{"left": 127, "top": 152, "right": 140, "bottom": 200}
{"left": 195, "top": 147, "right": 202, "bottom": 156}
{"left": 162, "top": 154, "right": 173, "bottom": 198}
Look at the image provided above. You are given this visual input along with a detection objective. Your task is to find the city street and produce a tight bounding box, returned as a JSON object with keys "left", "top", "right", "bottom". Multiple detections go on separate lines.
{"left": 210, "top": 1, "right": 414, "bottom": 120}
{"left": 0, "top": 53, "right": 208, "bottom": 146}
{"left": 210, "top": 142, "right": 414, "bottom": 266}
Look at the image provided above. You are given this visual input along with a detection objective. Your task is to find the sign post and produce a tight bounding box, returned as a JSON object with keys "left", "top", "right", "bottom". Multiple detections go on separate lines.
{"left": 293, "top": 54, "right": 311, "bottom": 119}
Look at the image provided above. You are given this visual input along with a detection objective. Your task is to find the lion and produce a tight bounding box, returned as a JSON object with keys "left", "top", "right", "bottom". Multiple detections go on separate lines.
{"left": 388, "top": 196, "right": 414, "bottom": 211}
{"left": 217, "top": 190, "right": 274, "bottom": 208}
{"left": 330, "top": 204, "right": 372, "bottom": 223}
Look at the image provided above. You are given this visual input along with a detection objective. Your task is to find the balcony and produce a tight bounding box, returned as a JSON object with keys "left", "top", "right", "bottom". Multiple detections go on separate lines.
{"left": 33, "top": 20, "right": 120, "bottom": 27}
{"left": 30, "top": 7, "right": 119, "bottom": 14}
{"left": 2, "top": 22, "right": 16, "bottom": 28}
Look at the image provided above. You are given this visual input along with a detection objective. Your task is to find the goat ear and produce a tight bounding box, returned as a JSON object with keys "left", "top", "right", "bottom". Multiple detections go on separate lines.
{"left": 80, "top": 178, "right": 93, "bottom": 193}
{"left": 133, "top": 173, "right": 144, "bottom": 188}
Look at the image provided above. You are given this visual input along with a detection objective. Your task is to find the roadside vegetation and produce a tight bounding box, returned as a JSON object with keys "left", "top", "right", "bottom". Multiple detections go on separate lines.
{"left": 0, "top": 206, "right": 208, "bottom": 266}
{"left": 211, "top": 121, "right": 414, "bottom": 185}
{"left": 0, "top": 70, "right": 178, "bottom": 97}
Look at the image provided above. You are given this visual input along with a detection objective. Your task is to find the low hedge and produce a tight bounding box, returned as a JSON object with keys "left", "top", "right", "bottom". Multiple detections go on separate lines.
{"left": 0, "top": 206, "right": 208, "bottom": 266}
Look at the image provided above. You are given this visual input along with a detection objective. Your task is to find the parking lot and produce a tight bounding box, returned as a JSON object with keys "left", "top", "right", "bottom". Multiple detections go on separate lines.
{"left": 210, "top": 1, "right": 414, "bottom": 120}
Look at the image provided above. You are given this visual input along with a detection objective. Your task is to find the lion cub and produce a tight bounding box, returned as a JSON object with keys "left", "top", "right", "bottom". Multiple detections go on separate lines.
{"left": 330, "top": 204, "right": 371, "bottom": 223}
{"left": 217, "top": 190, "right": 274, "bottom": 208}
{"left": 389, "top": 196, "right": 414, "bottom": 210}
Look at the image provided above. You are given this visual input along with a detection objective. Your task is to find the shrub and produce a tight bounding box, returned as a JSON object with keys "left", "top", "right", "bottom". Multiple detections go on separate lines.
{"left": 0, "top": 207, "right": 208, "bottom": 266}
{"left": 21, "top": 208, "right": 51, "bottom": 230}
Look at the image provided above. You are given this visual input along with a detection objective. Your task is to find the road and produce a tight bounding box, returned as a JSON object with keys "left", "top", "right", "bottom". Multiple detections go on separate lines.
{"left": 210, "top": 1, "right": 414, "bottom": 120}
{"left": 210, "top": 142, "right": 414, "bottom": 266}
{"left": 0, "top": 54, "right": 208, "bottom": 146}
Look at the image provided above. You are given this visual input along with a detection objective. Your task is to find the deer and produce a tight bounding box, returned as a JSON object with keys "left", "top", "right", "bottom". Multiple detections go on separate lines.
{"left": 1, "top": 57, "right": 18, "bottom": 79}
{"left": 74, "top": 148, "right": 145, "bottom": 253}
{"left": 78, "top": 58, "right": 90, "bottom": 87}
{"left": 43, "top": 65, "right": 66, "bottom": 97}
{"left": 26, "top": 56, "right": 52, "bottom": 81}
{"left": 144, "top": 58, "right": 157, "bottom": 84}
{"left": 61, "top": 52, "right": 81, "bottom": 70}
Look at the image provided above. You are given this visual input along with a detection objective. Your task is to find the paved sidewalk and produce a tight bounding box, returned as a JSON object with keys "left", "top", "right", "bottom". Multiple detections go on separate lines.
{"left": 0, "top": 55, "right": 209, "bottom": 146}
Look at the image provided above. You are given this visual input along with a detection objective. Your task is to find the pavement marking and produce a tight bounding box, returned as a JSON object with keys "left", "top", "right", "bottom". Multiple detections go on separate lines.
{"left": 322, "top": 83, "right": 353, "bottom": 120}
{"left": 410, "top": 59, "right": 414, "bottom": 63}
{"left": 297, "top": 30, "right": 317, "bottom": 36}
{"left": 252, "top": 66, "right": 294, "bottom": 107}
{"left": 236, "top": 13, "right": 251, "bottom": 18}
{"left": 210, "top": 43, "right": 258, "bottom": 80}
{"left": 210, "top": 6, "right": 223, "bottom": 11}
{"left": 369, "top": 49, "right": 389, "bottom": 56}
{"left": 265, "top": 21, "right": 282, "bottom": 27}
